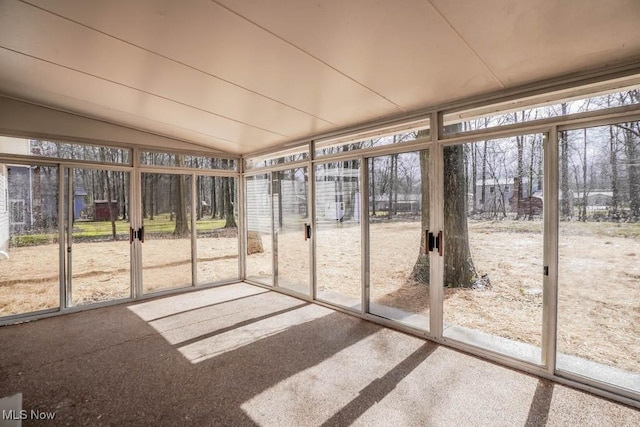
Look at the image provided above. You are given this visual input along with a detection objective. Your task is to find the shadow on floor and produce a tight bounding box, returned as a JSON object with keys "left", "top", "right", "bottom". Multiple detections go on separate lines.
{"left": 0, "top": 286, "right": 398, "bottom": 425}
{"left": 525, "top": 379, "right": 555, "bottom": 427}
{"left": 1, "top": 284, "right": 637, "bottom": 426}
{"left": 320, "top": 342, "right": 438, "bottom": 427}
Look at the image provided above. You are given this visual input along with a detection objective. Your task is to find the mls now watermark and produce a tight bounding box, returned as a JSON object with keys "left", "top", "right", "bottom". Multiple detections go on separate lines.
{"left": 2, "top": 409, "right": 56, "bottom": 421}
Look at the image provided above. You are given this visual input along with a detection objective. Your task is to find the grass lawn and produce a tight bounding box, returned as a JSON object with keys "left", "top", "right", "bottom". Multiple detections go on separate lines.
{"left": 10, "top": 213, "right": 229, "bottom": 246}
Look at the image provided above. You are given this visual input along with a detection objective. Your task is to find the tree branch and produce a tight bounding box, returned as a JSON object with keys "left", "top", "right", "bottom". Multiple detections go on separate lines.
{"left": 614, "top": 124, "right": 640, "bottom": 139}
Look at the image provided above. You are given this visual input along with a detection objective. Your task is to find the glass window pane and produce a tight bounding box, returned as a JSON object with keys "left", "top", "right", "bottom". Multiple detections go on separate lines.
{"left": 245, "top": 146, "right": 309, "bottom": 170}
{"left": 196, "top": 176, "right": 239, "bottom": 284}
{"left": 273, "top": 167, "right": 310, "bottom": 295}
{"left": 141, "top": 151, "right": 237, "bottom": 170}
{"left": 315, "top": 160, "right": 362, "bottom": 310}
{"left": 443, "top": 135, "right": 545, "bottom": 365}
{"left": 0, "top": 164, "right": 59, "bottom": 316}
{"left": 368, "top": 150, "right": 429, "bottom": 331}
{"left": 443, "top": 87, "right": 640, "bottom": 135}
{"left": 315, "top": 123, "right": 430, "bottom": 158}
{"left": 69, "top": 168, "right": 130, "bottom": 306}
{"left": 142, "top": 173, "right": 192, "bottom": 293}
{"left": 556, "top": 122, "right": 640, "bottom": 394}
{"left": 0, "top": 135, "right": 130, "bottom": 163}
{"left": 245, "top": 174, "right": 273, "bottom": 285}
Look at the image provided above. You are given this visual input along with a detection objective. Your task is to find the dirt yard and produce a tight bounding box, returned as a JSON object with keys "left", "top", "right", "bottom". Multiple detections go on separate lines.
{"left": 0, "top": 233, "right": 239, "bottom": 312}
{"left": 1, "top": 220, "right": 638, "bottom": 374}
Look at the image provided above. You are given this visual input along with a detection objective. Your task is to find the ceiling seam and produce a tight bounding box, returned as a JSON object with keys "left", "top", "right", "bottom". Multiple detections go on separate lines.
{"left": 0, "top": 46, "right": 291, "bottom": 141}
{"left": 210, "top": 0, "right": 407, "bottom": 114}
{"left": 16, "top": 0, "right": 337, "bottom": 127}
{"left": 426, "top": 0, "right": 505, "bottom": 89}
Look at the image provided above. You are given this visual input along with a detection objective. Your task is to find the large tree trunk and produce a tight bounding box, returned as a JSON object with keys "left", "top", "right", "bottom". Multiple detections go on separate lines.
{"left": 121, "top": 171, "right": 128, "bottom": 221}
{"left": 224, "top": 176, "right": 237, "bottom": 228}
{"left": 104, "top": 170, "right": 117, "bottom": 241}
{"left": 173, "top": 156, "right": 190, "bottom": 236}
{"left": 211, "top": 175, "right": 217, "bottom": 219}
{"left": 443, "top": 144, "right": 477, "bottom": 287}
{"left": 218, "top": 175, "right": 225, "bottom": 220}
{"left": 410, "top": 138, "right": 477, "bottom": 288}
{"left": 410, "top": 146, "right": 430, "bottom": 284}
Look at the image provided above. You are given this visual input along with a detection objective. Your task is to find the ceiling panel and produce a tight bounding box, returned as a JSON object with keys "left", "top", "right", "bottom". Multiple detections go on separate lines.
{"left": 1, "top": 0, "right": 639, "bottom": 156}
{"left": 21, "top": 0, "right": 402, "bottom": 125}
{"left": 0, "top": 49, "right": 283, "bottom": 153}
{"left": 214, "top": 0, "right": 503, "bottom": 110}
{"left": 431, "top": 0, "right": 640, "bottom": 86}
{"left": 0, "top": 0, "right": 336, "bottom": 142}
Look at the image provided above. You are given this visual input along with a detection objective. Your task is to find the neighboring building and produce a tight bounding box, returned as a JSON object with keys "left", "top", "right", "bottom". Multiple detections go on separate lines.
{"left": 474, "top": 178, "right": 515, "bottom": 213}
{"left": 0, "top": 164, "right": 8, "bottom": 252}
{"left": 573, "top": 190, "right": 614, "bottom": 209}
{"left": 315, "top": 167, "right": 360, "bottom": 222}
{"left": 369, "top": 193, "right": 421, "bottom": 214}
{"left": 7, "top": 165, "right": 59, "bottom": 234}
{"left": 246, "top": 176, "right": 271, "bottom": 233}
{"left": 0, "top": 136, "right": 31, "bottom": 250}
{"left": 474, "top": 177, "right": 542, "bottom": 215}
{"left": 74, "top": 186, "right": 88, "bottom": 220}
{"left": 93, "top": 200, "right": 119, "bottom": 221}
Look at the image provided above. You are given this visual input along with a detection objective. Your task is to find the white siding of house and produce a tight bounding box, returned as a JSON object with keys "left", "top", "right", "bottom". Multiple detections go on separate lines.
{"left": 0, "top": 164, "right": 9, "bottom": 252}
{"left": 0, "top": 135, "right": 30, "bottom": 155}
{"left": 246, "top": 177, "right": 271, "bottom": 233}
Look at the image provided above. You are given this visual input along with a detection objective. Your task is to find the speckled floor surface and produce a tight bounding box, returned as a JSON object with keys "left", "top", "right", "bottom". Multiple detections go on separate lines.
{"left": 0, "top": 283, "right": 638, "bottom": 426}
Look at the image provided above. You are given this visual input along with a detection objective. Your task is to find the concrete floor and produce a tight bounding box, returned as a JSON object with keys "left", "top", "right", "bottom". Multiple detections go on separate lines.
{"left": 0, "top": 283, "right": 638, "bottom": 426}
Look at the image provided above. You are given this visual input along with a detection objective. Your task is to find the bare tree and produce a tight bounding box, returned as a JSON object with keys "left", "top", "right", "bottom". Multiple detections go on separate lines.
{"left": 411, "top": 128, "right": 478, "bottom": 287}
{"left": 99, "top": 148, "right": 117, "bottom": 241}
{"left": 560, "top": 104, "right": 572, "bottom": 219}
{"left": 173, "top": 156, "right": 190, "bottom": 236}
{"left": 223, "top": 160, "right": 237, "bottom": 228}
{"left": 410, "top": 142, "right": 430, "bottom": 284}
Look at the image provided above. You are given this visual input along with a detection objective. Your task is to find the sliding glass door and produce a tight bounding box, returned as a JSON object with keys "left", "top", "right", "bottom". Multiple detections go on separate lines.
{"left": 195, "top": 175, "right": 239, "bottom": 285}
{"left": 556, "top": 122, "right": 640, "bottom": 394}
{"left": 67, "top": 167, "right": 130, "bottom": 306}
{"left": 141, "top": 172, "right": 193, "bottom": 293}
{"left": 367, "top": 151, "right": 429, "bottom": 331}
{"left": 245, "top": 173, "right": 273, "bottom": 286}
{"left": 314, "top": 160, "right": 362, "bottom": 310}
{"left": 442, "top": 135, "right": 546, "bottom": 364}
{"left": 273, "top": 167, "right": 310, "bottom": 295}
{"left": 0, "top": 163, "right": 59, "bottom": 317}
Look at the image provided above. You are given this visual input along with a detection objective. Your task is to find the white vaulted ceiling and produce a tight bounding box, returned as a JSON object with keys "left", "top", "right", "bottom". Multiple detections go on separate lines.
{"left": 0, "top": 0, "right": 639, "bottom": 154}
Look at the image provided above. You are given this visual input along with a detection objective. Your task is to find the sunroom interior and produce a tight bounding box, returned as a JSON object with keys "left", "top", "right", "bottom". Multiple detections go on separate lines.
{"left": 1, "top": 0, "right": 639, "bottom": 421}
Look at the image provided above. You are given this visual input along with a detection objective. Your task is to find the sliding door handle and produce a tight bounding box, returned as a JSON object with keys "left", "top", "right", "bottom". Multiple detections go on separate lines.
{"left": 304, "top": 223, "right": 312, "bottom": 240}
{"left": 129, "top": 226, "right": 145, "bottom": 243}
{"left": 425, "top": 230, "right": 443, "bottom": 256}
{"left": 425, "top": 229, "right": 430, "bottom": 254}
